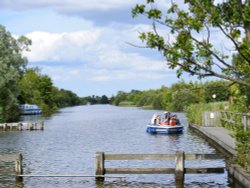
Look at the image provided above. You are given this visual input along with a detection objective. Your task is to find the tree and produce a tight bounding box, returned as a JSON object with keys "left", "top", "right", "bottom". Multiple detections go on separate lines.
{"left": 20, "top": 68, "right": 57, "bottom": 113}
{"left": 0, "top": 25, "right": 31, "bottom": 122}
{"left": 132, "top": 0, "right": 250, "bottom": 87}
{"left": 100, "top": 95, "right": 109, "bottom": 104}
{"left": 203, "top": 80, "right": 230, "bottom": 103}
{"left": 19, "top": 68, "right": 42, "bottom": 105}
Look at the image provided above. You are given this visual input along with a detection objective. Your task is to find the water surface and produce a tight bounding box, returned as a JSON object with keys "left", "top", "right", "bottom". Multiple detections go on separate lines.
{"left": 0, "top": 105, "right": 232, "bottom": 187}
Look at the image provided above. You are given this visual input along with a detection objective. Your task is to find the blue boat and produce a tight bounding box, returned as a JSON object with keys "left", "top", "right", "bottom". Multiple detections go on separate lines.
{"left": 146, "top": 124, "right": 184, "bottom": 134}
{"left": 146, "top": 113, "right": 184, "bottom": 134}
{"left": 19, "top": 104, "right": 42, "bottom": 115}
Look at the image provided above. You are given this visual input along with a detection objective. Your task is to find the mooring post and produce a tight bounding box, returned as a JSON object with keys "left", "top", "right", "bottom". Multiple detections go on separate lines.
{"left": 15, "top": 153, "right": 23, "bottom": 182}
{"left": 3, "top": 123, "right": 7, "bottom": 131}
{"left": 175, "top": 151, "right": 184, "bottom": 187}
{"left": 41, "top": 121, "right": 44, "bottom": 130}
{"left": 95, "top": 152, "right": 105, "bottom": 181}
{"left": 18, "top": 123, "right": 23, "bottom": 131}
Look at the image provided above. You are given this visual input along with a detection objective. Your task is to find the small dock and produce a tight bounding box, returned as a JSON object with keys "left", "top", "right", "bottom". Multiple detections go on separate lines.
{"left": 0, "top": 121, "right": 44, "bottom": 131}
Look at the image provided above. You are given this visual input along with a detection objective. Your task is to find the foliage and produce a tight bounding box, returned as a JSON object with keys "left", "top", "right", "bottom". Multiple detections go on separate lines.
{"left": 19, "top": 68, "right": 82, "bottom": 115}
{"left": 19, "top": 68, "right": 56, "bottom": 114}
{"left": 185, "top": 102, "right": 227, "bottom": 125}
{"left": 220, "top": 111, "right": 250, "bottom": 172}
{"left": 0, "top": 24, "right": 82, "bottom": 121}
{"left": 111, "top": 80, "right": 231, "bottom": 111}
{"left": 203, "top": 80, "right": 230, "bottom": 102}
{"left": 0, "top": 25, "right": 31, "bottom": 122}
{"left": 118, "top": 101, "right": 135, "bottom": 106}
{"left": 132, "top": 0, "right": 250, "bottom": 89}
{"left": 234, "top": 127, "right": 250, "bottom": 172}
{"left": 81, "top": 95, "right": 110, "bottom": 105}
{"left": 53, "top": 88, "right": 81, "bottom": 108}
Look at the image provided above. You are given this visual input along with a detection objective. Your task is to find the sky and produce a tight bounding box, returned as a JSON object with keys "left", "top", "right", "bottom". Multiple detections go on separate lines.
{"left": 0, "top": 0, "right": 199, "bottom": 97}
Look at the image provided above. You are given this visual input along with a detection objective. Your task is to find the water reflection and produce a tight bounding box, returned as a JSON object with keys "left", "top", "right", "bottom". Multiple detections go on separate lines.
{"left": 19, "top": 115, "right": 44, "bottom": 122}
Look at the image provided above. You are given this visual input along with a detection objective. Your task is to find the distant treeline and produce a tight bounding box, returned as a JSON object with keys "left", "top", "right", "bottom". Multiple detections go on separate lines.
{"left": 109, "top": 80, "right": 230, "bottom": 112}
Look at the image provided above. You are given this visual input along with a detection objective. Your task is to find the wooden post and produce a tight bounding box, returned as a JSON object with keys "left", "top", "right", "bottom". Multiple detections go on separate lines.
{"left": 242, "top": 115, "right": 247, "bottom": 131}
{"left": 175, "top": 151, "right": 184, "bottom": 187}
{"left": 95, "top": 152, "right": 105, "bottom": 181}
{"left": 3, "top": 123, "right": 7, "bottom": 131}
{"left": 41, "top": 121, "right": 44, "bottom": 130}
{"left": 18, "top": 123, "right": 23, "bottom": 131}
{"left": 15, "top": 153, "right": 23, "bottom": 182}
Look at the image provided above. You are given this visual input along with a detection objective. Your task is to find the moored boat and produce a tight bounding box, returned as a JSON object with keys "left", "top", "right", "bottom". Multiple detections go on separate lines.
{"left": 19, "top": 104, "right": 42, "bottom": 115}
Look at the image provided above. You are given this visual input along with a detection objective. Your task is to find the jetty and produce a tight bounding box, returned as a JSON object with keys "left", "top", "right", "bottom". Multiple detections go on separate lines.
{"left": 0, "top": 121, "right": 44, "bottom": 131}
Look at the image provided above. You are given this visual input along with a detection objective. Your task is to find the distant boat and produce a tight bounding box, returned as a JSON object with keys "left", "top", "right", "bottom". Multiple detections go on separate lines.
{"left": 19, "top": 104, "right": 42, "bottom": 115}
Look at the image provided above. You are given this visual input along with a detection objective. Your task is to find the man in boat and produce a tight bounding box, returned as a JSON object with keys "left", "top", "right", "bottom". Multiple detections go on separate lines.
{"left": 160, "top": 111, "right": 171, "bottom": 125}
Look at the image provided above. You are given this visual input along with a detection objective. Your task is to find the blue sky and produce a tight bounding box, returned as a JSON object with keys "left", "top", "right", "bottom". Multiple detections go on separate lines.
{"left": 0, "top": 0, "right": 200, "bottom": 97}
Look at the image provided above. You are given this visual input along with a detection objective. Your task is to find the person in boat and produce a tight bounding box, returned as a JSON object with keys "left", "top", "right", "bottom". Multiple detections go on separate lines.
{"left": 151, "top": 114, "right": 161, "bottom": 125}
{"left": 169, "top": 114, "right": 180, "bottom": 126}
{"left": 160, "top": 111, "right": 171, "bottom": 125}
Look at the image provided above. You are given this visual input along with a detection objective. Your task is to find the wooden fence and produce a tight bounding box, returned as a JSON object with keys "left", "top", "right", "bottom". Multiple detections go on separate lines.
{"left": 0, "top": 121, "right": 44, "bottom": 131}
{"left": 202, "top": 111, "right": 250, "bottom": 131}
{"left": 95, "top": 152, "right": 225, "bottom": 186}
{"left": 0, "top": 153, "right": 23, "bottom": 182}
{"left": 202, "top": 111, "right": 221, "bottom": 127}
{"left": 0, "top": 153, "right": 124, "bottom": 182}
{"left": 220, "top": 111, "right": 250, "bottom": 131}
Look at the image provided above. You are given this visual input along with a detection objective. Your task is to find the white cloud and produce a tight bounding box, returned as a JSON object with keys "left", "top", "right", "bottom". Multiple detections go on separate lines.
{"left": 0, "top": 0, "right": 135, "bottom": 11}
{"left": 24, "top": 29, "right": 102, "bottom": 62}
{"left": 23, "top": 23, "right": 168, "bottom": 74}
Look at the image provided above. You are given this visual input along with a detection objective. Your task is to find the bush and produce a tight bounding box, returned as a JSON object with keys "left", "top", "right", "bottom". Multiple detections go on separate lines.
{"left": 185, "top": 102, "right": 227, "bottom": 125}
{"left": 118, "top": 101, "right": 135, "bottom": 106}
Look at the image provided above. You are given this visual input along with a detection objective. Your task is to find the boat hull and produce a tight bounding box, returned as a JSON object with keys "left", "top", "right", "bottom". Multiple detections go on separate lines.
{"left": 19, "top": 104, "right": 42, "bottom": 115}
{"left": 20, "top": 109, "right": 42, "bottom": 115}
{"left": 146, "top": 124, "right": 184, "bottom": 134}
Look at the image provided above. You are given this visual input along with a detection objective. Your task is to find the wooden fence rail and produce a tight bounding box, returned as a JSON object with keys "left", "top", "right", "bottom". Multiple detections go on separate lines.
{"left": 95, "top": 151, "right": 225, "bottom": 186}
{"left": 220, "top": 111, "right": 250, "bottom": 131}
{"left": 0, "top": 153, "right": 23, "bottom": 182}
{"left": 0, "top": 121, "right": 44, "bottom": 131}
{"left": 202, "top": 111, "right": 250, "bottom": 131}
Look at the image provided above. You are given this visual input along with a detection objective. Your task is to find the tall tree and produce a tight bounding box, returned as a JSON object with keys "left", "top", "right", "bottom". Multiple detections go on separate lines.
{"left": 132, "top": 0, "right": 250, "bottom": 87}
{"left": 0, "top": 25, "right": 31, "bottom": 122}
{"left": 19, "top": 68, "right": 57, "bottom": 113}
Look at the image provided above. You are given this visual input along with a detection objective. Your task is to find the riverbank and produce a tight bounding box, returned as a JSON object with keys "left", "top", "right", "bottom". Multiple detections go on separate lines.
{"left": 189, "top": 124, "right": 250, "bottom": 188}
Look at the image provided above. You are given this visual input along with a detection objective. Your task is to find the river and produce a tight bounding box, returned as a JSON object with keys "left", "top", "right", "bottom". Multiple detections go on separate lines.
{"left": 0, "top": 105, "right": 233, "bottom": 187}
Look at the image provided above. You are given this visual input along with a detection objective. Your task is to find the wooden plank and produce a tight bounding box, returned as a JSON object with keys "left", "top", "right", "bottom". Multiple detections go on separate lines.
{"left": 105, "top": 154, "right": 176, "bottom": 160}
{"left": 175, "top": 151, "right": 184, "bottom": 187}
{"left": 105, "top": 168, "right": 175, "bottom": 174}
{"left": 18, "top": 174, "right": 126, "bottom": 178}
{"left": 185, "top": 154, "right": 224, "bottom": 160}
{"left": 185, "top": 167, "right": 224, "bottom": 174}
{"left": 15, "top": 153, "right": 23, "bottom": 182}
{"left": 0, "top": 154, "right": 18, "bottom": 162}
{"left": 95, "top": 152, "right": 104, "bottom": 181}
{"left": 0, "top": 169, "right": 15, "bottom": 175}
